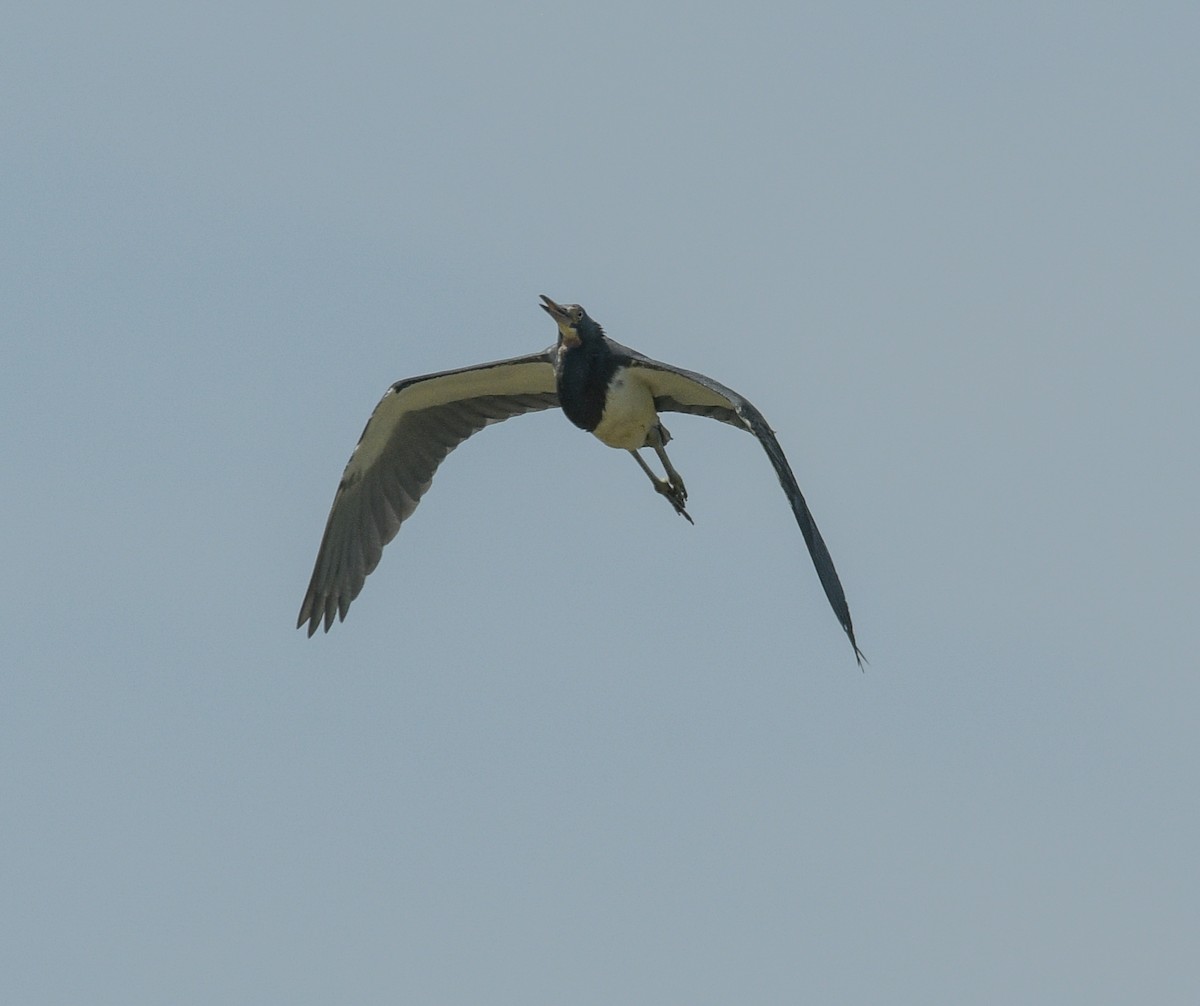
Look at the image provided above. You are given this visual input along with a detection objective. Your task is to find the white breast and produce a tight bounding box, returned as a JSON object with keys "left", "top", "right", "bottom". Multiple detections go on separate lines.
{"left": 591, "top": 371, "right": 658, "bottom": 450}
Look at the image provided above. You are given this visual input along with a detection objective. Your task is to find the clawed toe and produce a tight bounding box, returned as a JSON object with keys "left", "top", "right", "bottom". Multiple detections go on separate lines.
{"left": 630, "top": 447, "right": 693, "bottom": 523}
{"left": 654, "top": 480, "right": 694, "bottom": 524}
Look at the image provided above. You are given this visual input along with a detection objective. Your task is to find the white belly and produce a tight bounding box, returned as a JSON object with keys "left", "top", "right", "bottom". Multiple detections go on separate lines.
{"left": 591, "top": 371, "right": 658, "bottom": 449}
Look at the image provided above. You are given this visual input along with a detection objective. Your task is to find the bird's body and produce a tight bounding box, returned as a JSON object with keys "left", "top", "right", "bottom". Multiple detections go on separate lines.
{"left": 298, "top": 295, "right": 864, "bottom": 665}
{"left": 559, "top": 338, "right": 662, "bottom": 449}
{"left": 590, "top": 370, "right": 662, "bottom": 449}
{"left": 555, "top": 327, "right": 617, "bottom": 433}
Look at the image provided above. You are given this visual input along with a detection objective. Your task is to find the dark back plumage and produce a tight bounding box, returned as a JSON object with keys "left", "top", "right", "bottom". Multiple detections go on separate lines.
{"left": 555, "top": 335, "right": 619, "bottom": 432}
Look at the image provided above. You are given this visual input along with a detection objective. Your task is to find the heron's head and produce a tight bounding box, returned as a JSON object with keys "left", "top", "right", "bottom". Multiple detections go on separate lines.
{"left": 539, "top": 295, "right": 603, "bottom": 348}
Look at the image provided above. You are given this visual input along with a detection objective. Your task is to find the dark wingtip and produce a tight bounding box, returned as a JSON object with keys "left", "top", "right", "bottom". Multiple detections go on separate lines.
{"left": 297, "top": 593, "right": 323, "bottom": 638}
{"left": 840, "top": 616, "right": 867, "bottom": 671}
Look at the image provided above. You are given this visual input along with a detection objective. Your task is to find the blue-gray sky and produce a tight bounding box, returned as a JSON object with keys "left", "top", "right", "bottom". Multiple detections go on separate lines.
{"left": 4, "top": 3, "right": 1197, "bottom": 1003}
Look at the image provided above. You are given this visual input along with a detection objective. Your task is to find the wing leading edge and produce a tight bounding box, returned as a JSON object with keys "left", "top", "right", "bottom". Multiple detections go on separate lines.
{"left": 297, "top": 351, "right": 557, "bottom": 636}
{"left": 624, "top": 350, "right": 865, "bottom": 666}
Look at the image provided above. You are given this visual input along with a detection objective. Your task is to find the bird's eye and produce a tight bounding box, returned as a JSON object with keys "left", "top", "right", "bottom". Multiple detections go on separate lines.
{"left": 571, "top": 307, "right": 583, "bottom": 322}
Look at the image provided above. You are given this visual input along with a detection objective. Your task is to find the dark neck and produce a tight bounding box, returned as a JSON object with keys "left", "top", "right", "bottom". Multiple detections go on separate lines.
{"left": 556, "top": 338, "right": 617, "bottom": 432}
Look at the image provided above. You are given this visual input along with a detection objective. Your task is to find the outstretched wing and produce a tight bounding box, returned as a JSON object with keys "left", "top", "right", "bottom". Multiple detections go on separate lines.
{"left": 620, "top": 346, "right": 864, "bottom": 666}
{"left": 298, "top": 350, "right": 558, "bottom": 636}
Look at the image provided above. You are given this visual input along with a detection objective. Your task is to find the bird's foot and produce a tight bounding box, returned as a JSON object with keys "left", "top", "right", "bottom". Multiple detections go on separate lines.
{"left": 655, "top": 479, "right": 694, "bottom": 524}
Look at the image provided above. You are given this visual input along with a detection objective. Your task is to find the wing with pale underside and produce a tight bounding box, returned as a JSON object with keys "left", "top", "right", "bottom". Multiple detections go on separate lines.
{"left": 620, "top": 347, "right": 864, "bottom": 665}
{"left": 298, "top": 350, "right": 558, "bottom": 636}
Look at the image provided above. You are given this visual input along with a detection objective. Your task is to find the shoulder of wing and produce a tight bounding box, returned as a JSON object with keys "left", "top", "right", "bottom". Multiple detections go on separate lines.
{"left": 346, "top": 352, "right": 554, "bottom": 466}
{"left": 628, "top": 355, "right": 765, "bottom": 419}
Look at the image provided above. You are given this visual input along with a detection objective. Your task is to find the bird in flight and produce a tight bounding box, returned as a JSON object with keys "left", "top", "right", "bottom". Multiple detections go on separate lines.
{"left": 298, "top": 295, "right": 864, "bottom": 665}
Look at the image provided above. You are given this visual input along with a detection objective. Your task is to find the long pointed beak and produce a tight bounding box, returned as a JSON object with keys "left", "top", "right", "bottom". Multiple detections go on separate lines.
{"left": 539, "top": 294, "right": 568, "bottom": 322}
